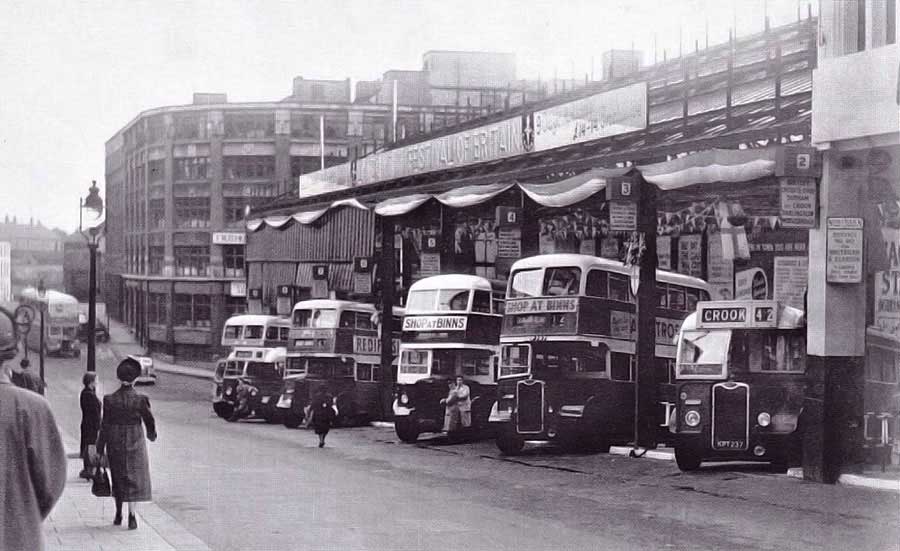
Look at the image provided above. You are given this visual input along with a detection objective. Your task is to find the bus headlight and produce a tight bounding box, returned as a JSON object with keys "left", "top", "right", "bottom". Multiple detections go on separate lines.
{"left": 684, "top": 410, "right": 701, "bottom": 427}
{"left": 757, "top": 412, "right": 771, "bottom": 427}
{"left": 400, "top": 393, "right": 409, "bottom": 405}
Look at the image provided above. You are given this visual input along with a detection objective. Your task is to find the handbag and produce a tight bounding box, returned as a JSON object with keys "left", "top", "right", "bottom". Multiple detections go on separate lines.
{"left": 91, "top": 465, "right": 112, "bottom": 497}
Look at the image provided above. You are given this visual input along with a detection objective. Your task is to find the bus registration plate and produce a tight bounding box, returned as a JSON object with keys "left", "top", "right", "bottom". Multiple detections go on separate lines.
{"left": 715, "top": 440, "right": 745, "bottom": 449}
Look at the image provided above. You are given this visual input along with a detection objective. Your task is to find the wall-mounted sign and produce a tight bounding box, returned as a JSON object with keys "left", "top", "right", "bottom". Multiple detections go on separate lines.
{"left": 312, "top": 265, "right": 329, "bottom": 280}
{"left": 532, "top": 82, "right": 648, "bottom": 151}
{"left": 609, "top": 202, "right": 637, "bottom": 232}
{"left": 212, "top": 232, "right": 246, "bottom": 245}
{"left": 354, "top": 257, "right": 372, "bottom": 273}
{"left": 505, "top": 297, "right": 578, "bottom": 315}
{"left": 353, "top": 273, "right": 372, "bottom": 295}
{"left": 775, "top": 146, "right": 821, "bottom": 177}
{"left": 229, "top": 281, "right": 247, "bottom": 297}
{"left": 826, "top": 217, "right": 864, "bottom": 283}
{"left": 735, "top": 268, "right": 768, "bottom": 300}
{"left": 402, "top": 316, "right": 468, "bottom": 331}
{"left": 248, "top": 288, "right": 262, "bottom": 300}
{"left": 779, "top": 178, "right": 817, "bottom": 228}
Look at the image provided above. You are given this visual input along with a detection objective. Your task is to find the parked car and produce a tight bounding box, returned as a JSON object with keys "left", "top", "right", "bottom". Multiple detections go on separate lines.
{"left": 131, "top": 355, "right": 157, "bottom": 385}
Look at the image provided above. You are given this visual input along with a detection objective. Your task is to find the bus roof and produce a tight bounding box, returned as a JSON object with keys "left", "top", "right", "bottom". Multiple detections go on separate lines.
{"left": 681, "top": 302, "right": 806, "bottom": 332}
{"left": 20, "top": 287, "right": 79, "bottom": 305}
{"left": 224, "top": 314, "right": 289, "bottom": 326}
{"left": 408, "top": 274, "right": 495, "bottom": 292}
{"left": 509, "top": 254, "right": 711, "bottom": 290}
{"left": 292, "top": 299, "right": 404, "bottom": 317}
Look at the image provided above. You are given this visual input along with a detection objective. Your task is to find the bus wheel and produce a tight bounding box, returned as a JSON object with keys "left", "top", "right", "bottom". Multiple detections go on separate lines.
{"left": 395, "top": 418, "right": 420, "bottom": 443}
{"left": 283, "top": 412, "right": 303, "bottom": 429}
{"left": 496, "top": 429, "right": 524, "bottom": 456}
{"left": 675, "top": 446, "right": 702, "bottom": 471}
{"left": 213, "top": 403, "right": 232, "bottom": 419}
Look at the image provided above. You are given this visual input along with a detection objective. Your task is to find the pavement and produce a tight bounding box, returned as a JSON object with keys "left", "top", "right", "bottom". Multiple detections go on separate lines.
{"left": 44, "top": 432, "right": 210, "bottom": 551}
{"left": 105, "top": 320, "right": 214, "bottom": 381}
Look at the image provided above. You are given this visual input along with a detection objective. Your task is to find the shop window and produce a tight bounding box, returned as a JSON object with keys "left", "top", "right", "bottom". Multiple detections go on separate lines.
{"left": 174, "top": 157, "right": 209, "bottom": 180}
{"left": 225, "top": 296, "right": 247, "bottom": 317}
{"left": 174, "top": 246, "right": 209, "bottom": 277}
{"left": 147, "top": 293, "right": 167, "bottom": 324}
{"left": 223, "top": 245, "right": 245, "bottom": 278}
{"left": 223, "top": 156, "right": 276, "bottom": 180}
{"left": 175, "top": 197, "right": 210, "bottom": 229}
{"left": 173, "top": 294, "right": 211, "bottom": 327}
{"left": 224, "top": 113, "right": 274, "bottom": 139}
{"left": 867, "top": 346, "right": 899, "bottom": 383}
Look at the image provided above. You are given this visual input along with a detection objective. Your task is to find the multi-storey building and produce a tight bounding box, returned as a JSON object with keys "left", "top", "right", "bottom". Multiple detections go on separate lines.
{"left": 0, "top": 216, "right": 66, "bottom": 297}
{"left": 106, "top": 67, "right": 505, "bottom": 361}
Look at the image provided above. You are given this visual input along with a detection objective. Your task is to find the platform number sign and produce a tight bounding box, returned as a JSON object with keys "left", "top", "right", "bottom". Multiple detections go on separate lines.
{"left": 795, "top": 153, "right": 811, "bottom": 171}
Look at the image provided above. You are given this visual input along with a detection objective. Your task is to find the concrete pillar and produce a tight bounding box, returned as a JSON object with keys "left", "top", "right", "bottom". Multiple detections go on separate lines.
{"left": 803, "top": 150, "right": 868, "bottom": 482}
{"left": 209, "top": 129, "right": 224, "bottom": 278}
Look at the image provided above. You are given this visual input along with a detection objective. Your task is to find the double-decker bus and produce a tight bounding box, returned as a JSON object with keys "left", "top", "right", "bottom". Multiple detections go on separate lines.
{"left": 217, "top": 346, "right": 287, "bottom": 422}
{"left": 17, "top": 287, "right": 81, "bottom": 357}
{"left": 276, "top": 299, "right": 403, "bottom": 428}
{"left": 393, "top": 275, "right": 504, "bottom": 443}
{"left": 490, "top": 254, "right": 710, "bottom": 455}
{"left": 212, "top": 314, "right": 291, "bottom": 418}
{"left": 670, "top": 300, "right": 806, "bottom": 471}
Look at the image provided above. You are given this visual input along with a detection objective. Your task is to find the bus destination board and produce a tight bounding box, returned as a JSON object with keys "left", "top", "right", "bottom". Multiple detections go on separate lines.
{"left": 696, "top": 301, "right": 779, "bottom": 329}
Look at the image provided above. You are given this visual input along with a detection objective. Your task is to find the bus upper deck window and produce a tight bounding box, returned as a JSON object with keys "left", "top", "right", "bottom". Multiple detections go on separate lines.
{"left": 472, "top": 291, "right": 491, "bottom": 313}
{"left": 686, "top": 289, "right": 701, "bottom": 311}
{"left": 608, "top": 274, "right": 630, "bottom": 302}
{"left": 668, "top": 286, "right": 686, "bottom": 311}
{"left": 545, "top": 267, "right": 580, "bottom": 296}
{"left": 355, "top": 312, "right": 374, "bottom": 330}
{"left": 224, "top": 325, "right": 242, "bottom": 339}
{"left": 510, "top": 269, "right": 542, "bottom": 298}
{"left": 279, "top": 327, "right": 289, "bottom": 340}
{"left": 407, "top": 290, "right": 438, "bottom": 312}
{"left": 339, "top": 311, "right": 355, "bottom": 328}
{"left": 265, "top": 326, "right": 279, "bottom": 340}
{"left": 293, "top": 310, "right": 312, "bottom": 327}
{"left": 245, "top": 325, "right": 263, "bottom": 339}
{"left": 585, "top": 270, "right": 608, "bottom": 297}
{"left": 438, "top": 290, "right": 469, "bottom": 311}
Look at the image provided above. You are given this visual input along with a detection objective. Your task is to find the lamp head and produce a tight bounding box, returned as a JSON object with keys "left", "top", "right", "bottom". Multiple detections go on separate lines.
{"left": 83, "top": 180, "right": 104, "bottom": 220}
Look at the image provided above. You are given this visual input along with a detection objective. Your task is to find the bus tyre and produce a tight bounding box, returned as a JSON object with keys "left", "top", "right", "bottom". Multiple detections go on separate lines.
{"left": 283, "top": 412, "right": 303, "bottom": 429}
{"left": 395, "top": 418, "right": 420, "bottom": 443}
{"left": 496, "top": 429, "right": 524, "bottom": 456}
{"left": 675, "top": 446, "right": 702, "bottom": 471}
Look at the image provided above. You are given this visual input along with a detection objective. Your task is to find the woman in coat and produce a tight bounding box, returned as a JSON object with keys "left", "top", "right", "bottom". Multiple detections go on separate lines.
{"left": 95, "top": 357, "right": 157, "bottom": 530}
{"left": 79, "top": 372, "right": 102, "bottom": 480}
{"left": 309, "top": 388, "right": 336, "bottom": 448}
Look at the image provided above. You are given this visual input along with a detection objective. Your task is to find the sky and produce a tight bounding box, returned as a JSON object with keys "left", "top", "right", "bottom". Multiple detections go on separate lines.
{"left": 0, "top": 0, "right": 815, "bottom": 233}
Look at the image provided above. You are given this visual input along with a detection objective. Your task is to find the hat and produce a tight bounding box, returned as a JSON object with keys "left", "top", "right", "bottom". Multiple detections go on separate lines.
{"left": 116, "top": 358, "right": 141, "bottom": 383}
{"left": 0, "top": 307, "right": 17, "bottom": 361}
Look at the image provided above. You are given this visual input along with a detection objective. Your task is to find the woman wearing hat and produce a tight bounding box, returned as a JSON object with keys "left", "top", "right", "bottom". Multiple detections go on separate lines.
{"left": 95, "top": 357, "right": 157, "bottom": 530}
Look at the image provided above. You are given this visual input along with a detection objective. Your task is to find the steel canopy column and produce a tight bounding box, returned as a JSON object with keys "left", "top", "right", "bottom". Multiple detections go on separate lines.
{"left": 378, "top": 215, "right": 397, "bottom": 419}
{"left": 634, "top": 176, "right": 659, "bottom": 449}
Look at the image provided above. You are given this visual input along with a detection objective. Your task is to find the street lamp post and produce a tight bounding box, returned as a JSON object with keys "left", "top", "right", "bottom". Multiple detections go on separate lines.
{"left": 37, "top": 280, "right": 46, "bottom": 385}
{"left": 80, "top": 180, "right": 104, "bottom": 373}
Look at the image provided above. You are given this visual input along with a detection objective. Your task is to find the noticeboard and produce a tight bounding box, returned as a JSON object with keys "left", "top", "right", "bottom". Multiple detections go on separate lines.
{"left": 826, "top": 217, "right": 864, "bottom": 283}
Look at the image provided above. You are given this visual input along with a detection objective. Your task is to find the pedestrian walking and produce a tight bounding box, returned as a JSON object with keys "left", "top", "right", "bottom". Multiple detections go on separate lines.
{"left": 12, "top": 357, "right": 45, "bottom": 395}
{"left": 94, "top": 357, "right": 157, "bottom": 530}
{"left": 0, "top": 307, "right": 67, "bottom": 551}
{"left": 309, "top": 388, "right": 336, "bottom": 448}
{"left": 79, "top": 371, "right": 102, "bottom": 480}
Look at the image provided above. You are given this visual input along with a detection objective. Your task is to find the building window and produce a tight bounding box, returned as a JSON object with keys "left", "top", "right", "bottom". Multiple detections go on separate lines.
{"left": 225, "top": 296, "right": 246, "bottom": 317}
{"left": 223, "top": 156, "right": 275, "bottom": 180}
{"left": 291, "top": 113, "right": 319, "bottom": 138}
{"left": 148, "top": 159, "right": 165, "bottom": 183}
{"left": 174, "top": 157, "right": 209, "bottom": 180}
{"left": 148, "top": 198, "right": 165, "bottom": 230}
{"left": 175, "top": 197, "right": 210, "bottom": 229}
{"left": 174, "top": 114, "right": 208, "bottom": 140}
{"left": 146, "top": 116, "right": 165, "bottom": 144}
{"left": 224, "top": 113, "right": 274, "bottom": 139}
{"left": 223, "top": 245, "right": 245, "bottom": 278}
{"left": 148, "top": 246, "right": 164, "bottom": 275}
{"left": 224, "top": 198, "right": 246, "bottom": 224}
{"left": 174, "top": 246, "right": 209, "bottom": 277}
{"left": 148, "top": 293, "right": 168, "bottom": 324}
{"left": 174, "top": 294, "right": 211, "bottom": 327}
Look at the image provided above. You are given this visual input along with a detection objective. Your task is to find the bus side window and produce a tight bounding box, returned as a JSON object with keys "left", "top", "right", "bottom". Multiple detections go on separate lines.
{"left": 472, "top": 291, "right": 491, "bottom": 313}
{"left": 355, "top": 312, "right": 374, "bottom": 330}
{"left": 668, "top": 286, "right": 686, "bottom": 311}
{"left": 656, "top": 284, "right": 668, "bottom": 308}
{"left": 492, "top": 294, "right": 505, "bottom": 315}
{"left": 266, "top": 326, "right": 279, "bottom": 340}
{"left": 279, "top": 327, "right": 289, "bottom": 340}
{"left": 339, "top": 311, "right": 355, "bottom": 328}
{"left": 585, "top": 270, "right": 608, "bottom": 297}
{"left": 610, "top": 353, "right": 634, "bottom": 381}
{"left": 356, "top": 364, "right": 373, "bottom": 382}
{"left": 608, "top": 274, "right": 630, "bottom": 302}
{"left": 686, "top": 289, "right": 701, "bottom": 311}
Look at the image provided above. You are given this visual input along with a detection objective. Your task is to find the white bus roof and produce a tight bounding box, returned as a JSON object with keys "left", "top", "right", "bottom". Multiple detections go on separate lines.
{"left": 224, "top": 314, "right": 290, "bottom": 326}
{"left": 681, "top": 302, "right": 806, "bottom": 332}
{"left": 409, "top": 274, "right": 495, "bottom": 292}
{"left": 509, "top": 254, "right": 710, "bottom": 290}
{"left": 292, "top": 299, "right": 404, "bottom": 317}
{"left": 20, "top": 287, "right": 79, "bottom": 305}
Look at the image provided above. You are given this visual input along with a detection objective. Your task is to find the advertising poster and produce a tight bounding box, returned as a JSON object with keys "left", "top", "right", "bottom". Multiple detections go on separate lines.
{"left": 706, "top": 232, "right": 734, "bottom": 301}
{"left": 874, "top": 225, "right": 900, "bottom": 338}
{"left": 735, "top": 267, "right": 768, "bottom": 300}
{"left": 677, "top": 234, "right": 703, "bottom": 278}
{"left": 773, "top": 256, "right": 809, "bottom": 309}
{"left": 538, "top": 208, "right": 608, "bottom": 255}
{"left": 657, "top": 235, "right": 672, "bottom": 270}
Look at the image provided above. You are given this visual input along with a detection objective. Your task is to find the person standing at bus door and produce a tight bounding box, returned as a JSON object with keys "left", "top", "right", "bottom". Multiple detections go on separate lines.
{"left": 0, "top": 307, "right": 67, "bottom": 551}
{"left": 453, "top": 375, "right": 472, "bottom": 430}
{"left": 441, "top": 379, "right": 459, "bottom": 432}
{"left": 95, "top": 357, "right": 157, "bottom": 530}
{"left": 79, "top": 372, "right": 102, "bottom": 480}
{"left": 310, "top": 387, "right": 336, "bottom": 447}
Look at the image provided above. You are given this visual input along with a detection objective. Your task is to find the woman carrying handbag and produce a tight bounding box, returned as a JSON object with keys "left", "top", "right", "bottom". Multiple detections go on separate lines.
{"left": 95, "top": 357, "right": 157, "bottom": 530}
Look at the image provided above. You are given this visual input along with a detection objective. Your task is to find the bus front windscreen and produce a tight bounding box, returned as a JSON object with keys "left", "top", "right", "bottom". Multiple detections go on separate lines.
{"left": 500, "top": 344, "right": 530, "bottom": 377}
{"left": 677, "top": 330, "right": 730, "bottom": 378}
{"left": 245, "top": 325, "right": 264, "bottom": 339}
{"left": 223, "top": 325, "right": 242, "bottom": 339}
{"left": 306, "top": 357, "right": 353, "bottom": 379}
{"left": 399, "top": 349, "right": 428, "bottom": 374}
{"left": 246, "top": 362, "right": 282, "bottom": 380}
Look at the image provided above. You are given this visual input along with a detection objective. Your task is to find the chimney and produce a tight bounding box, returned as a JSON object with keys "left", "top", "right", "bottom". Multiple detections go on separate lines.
{"left": 601, "top": 49, "right": 643, "bottom": 81}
